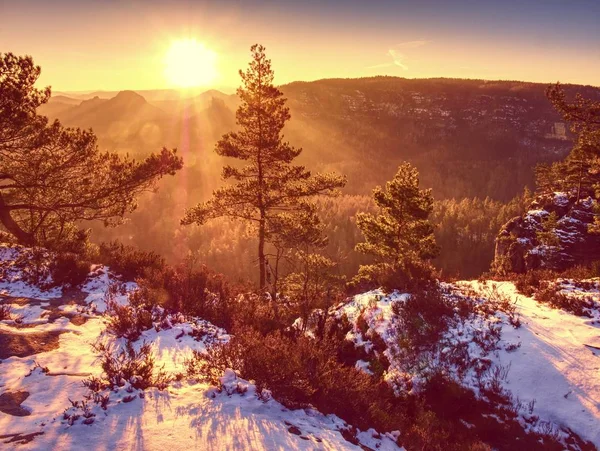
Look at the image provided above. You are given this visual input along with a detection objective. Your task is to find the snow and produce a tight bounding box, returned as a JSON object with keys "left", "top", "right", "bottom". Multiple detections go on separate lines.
{"left": 355, "top": 360, "right": 373, "bottom": 375}
{"left": 460, "top": 281, "right": 600, "bottom": 446}
{"left": 81, "top": 265, "right": 137, "bottom": 313}
{"left": 526, "top": 209, "right": 549, "bottom": 218}
{"left": 4, "top": 242, "right": 599, "bottom": 448}
{"left": 0, "top": 245, "right": 403, "bottom": 451}
{"left": 0, "top": 245, "right": 62, "bottom": 299}
{"left": 334, "top": 282, "right": 600, "bottom": 447}
{"left": 0, "top": 310, "right": 400, "bottom": 450}
{"left": 334, "top": 287, "right": 507, "bottom": 394}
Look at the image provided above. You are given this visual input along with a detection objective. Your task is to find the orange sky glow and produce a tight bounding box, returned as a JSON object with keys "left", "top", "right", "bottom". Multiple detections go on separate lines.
{"left": 2, "top": 0, "right": 599, "bottom": 92}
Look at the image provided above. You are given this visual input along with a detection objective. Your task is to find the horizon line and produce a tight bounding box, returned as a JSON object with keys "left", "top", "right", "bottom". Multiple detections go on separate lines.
{"left": 49, "top": 75, "right": 599, "bottom": 96}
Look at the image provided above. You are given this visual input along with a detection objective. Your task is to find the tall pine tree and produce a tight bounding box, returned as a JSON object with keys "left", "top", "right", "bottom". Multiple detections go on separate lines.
{"left": 354, "top": 163, "right": 439, "bottom": 291}
{"left": 182, "top": 45, "right": 345, "bottom": 288}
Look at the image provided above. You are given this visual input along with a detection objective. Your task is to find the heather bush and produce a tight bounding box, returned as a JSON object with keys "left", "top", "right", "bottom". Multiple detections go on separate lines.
{"left": 510, "top": 265, "right": 600, "bottom": 297}
{"left": 98, "top": 241, "right": 165, "bottom": 280}
{"left": 393, "top": 288, "right": 455, "bottom": 351}
{"left": 49, "top": 252, "right": 91, "bottom": 287}
{"left": 91, "top": 341, "right": 170, "bottom": 390}
{"left": 193, "top": 324, "right": 511, "bottom": 450}
{"left": 513, "top": 271, "right": 544, "bottom": 296}
{"left": 196, "top": 326, "right": 401, "bottom": 430}
{"left": 105, "top": 299, "right": 154, "bottom": 341}
{"left": 132, "top": 260, "right": 233, "bottom": 327}
{"left": 535, "top": 286, "right": 595, "bottom": 317}
{"left": 0, "top": 303, "right": 13, "bottom": 321}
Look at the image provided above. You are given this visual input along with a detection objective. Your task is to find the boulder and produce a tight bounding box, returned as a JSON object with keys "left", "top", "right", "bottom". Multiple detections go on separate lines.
{"left": 494, "top": 193, "right": 600, "bottom": 273}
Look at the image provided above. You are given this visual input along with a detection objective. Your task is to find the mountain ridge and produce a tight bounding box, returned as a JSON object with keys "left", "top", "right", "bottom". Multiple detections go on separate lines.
{"left": 39, "top": 77, "right": 600, "bottom": 201}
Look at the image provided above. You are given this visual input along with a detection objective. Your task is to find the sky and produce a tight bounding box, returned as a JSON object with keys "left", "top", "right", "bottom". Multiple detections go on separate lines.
{"left": 1, "top": 0, "right": 599, "bottom": 92}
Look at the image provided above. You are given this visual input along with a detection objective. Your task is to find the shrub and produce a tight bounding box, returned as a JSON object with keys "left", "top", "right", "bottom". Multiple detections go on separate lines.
{"left": 105, "top": 299, "right": 154, "bottom": 341}
{"left": 92, "top": 340, "right": 170, "bottom": 390}
{"left": 9, "top": 247, "right": 53, "bottom": 286}
{"left": 393, "top": 288, "right": 455, "bottom": 351}
{"left": 478, "top": 285, "right": 521, "bottom": 328}
{"left": 561, "top": 263, "right": 600, "bottom": 279}
{"left": 193, "top": 325, "right": 507, "bottom": 450}
{"left": 511, "top": 266, "right": 600, "bottom": 297}
{"left": 132, "top": 261, "right": 233, "bottom": 328}
{"left": 514, "top": 271, "right": 542, "bottom": 296}
{"left": 49, "top": 252, "right": 91, "bottom": 287}
{"left": 280, "top": 251, "right": 345, "bottom": 330}
{"left": 186, "top": 346, "right": 240, "bottom": 385}
{"left": 188, "top": 298, "right": 571, "bottom": 450}
{"left": 192, "top": 326, "right": 401, "bottom": 430}
{"left": 535, "top": 286, "right": 595, "bottom": 317}
{"left": 351, "top": 260, "right": 438, "bottom": 293}
{"left": 0, "top": 303, "right": 13, "bottom": 321}
{"left": 103, "top": 282, "right": 155, "bottom": 340}
{"left": 98, "top": 241, "right": 165, "bottom": 280}
{"left": 51, "top": 227, "right": 96, "bottom": 257}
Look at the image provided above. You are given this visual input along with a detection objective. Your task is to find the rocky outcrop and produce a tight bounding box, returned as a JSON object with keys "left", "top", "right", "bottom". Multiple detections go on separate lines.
{"left": 494, "top": 192, "right": 600, "bottom": 273}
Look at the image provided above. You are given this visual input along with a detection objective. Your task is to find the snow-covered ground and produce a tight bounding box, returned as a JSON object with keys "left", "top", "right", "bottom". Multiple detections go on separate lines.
{"left": 335, "top": 281, "right": 600, "bottom": 448}
{"left": 465, "top": 280, "right": 600, "bottom": 446}
{"left": 0, "top": 245, "right": 62, "bottom": 299}
{"left": 0, "top": 244, "right": 402, "bottom": 450}
{"left": 3, "top": 242, "right": 599, "bottom": 449}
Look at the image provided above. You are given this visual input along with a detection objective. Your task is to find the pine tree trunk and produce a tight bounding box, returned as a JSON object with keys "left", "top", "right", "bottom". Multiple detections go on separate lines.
{"left": 258, "top": 214, "right": 266, "bottom": 289}
{"left": 0, "top": 194, "right": 34, "bottom": 245}
{"left": 577, "top": 159, "right": 583, "bottom": 203}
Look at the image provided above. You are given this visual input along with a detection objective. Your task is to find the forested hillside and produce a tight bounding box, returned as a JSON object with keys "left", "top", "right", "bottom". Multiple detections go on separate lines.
{"left": 47, "top": 77, "right": 600, "bottom": 199}
{"left": 37, "top": 78, "right": 600, "bottom": 279}
{"left": 282, "top": 77, "right": 599, "bottom": 199}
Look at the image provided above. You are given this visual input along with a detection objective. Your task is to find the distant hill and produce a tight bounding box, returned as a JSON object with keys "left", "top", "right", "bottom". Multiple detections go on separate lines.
{"left": 277, "top": 77, "right": 600, "bottom": 199}
{"left": 43, "top": 78, "right": 598, "bottom": 279}
{"left": 151, "top": 89, "right": 238, "bottom": 117}
{"left": 49, "top": 95, "right": 82, "bottom": 105}
{"left": 59, "top": 91, "right": 161, "bottom": 129}
{"left": 40, "top": 78, "right": 600, "bottom": 201}
{"left": 52, "top": 89, "right": 182, "bottom": 101}
{"left": 52, "top": 87, "right": 233, "bottom": 102}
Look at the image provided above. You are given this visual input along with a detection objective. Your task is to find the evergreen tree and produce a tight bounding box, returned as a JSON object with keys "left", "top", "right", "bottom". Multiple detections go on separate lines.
{"left": 0, "top": 53, "right": 183, "bottom": 246}
{"left": 282, "top": 251, "right": 343, "bottom": 332}
{"left": 535, "top": 162, "right": 564, "bottom": 196}
{"left": 354, "top": 163, "right": 439, "bottom": 291}
{"left": 546, "top": 83, "right": 600, "bottom": 131}
{"left": 182, "top": 44, "right": 346, "bottom": 288}
{"left": 536, "top": 211, "right": 561, "bottom": 247}
{"left": 545, "top": 83, "right": 600, "bottom": 230}
{"left": 564, "top": 141, "right": 599, "bottom": 202}
{"left": 265, "top": 207, "right": 327, "bottom": 299}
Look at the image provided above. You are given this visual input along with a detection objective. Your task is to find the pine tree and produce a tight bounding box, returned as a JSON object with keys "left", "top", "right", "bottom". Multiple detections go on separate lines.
{"left": 282, "top": 251, "right": 343, "bottom": 332}
{"left": 265, "top": 206, "right": 327, "bottom": 298}
{"left": 536, "top": 211, "right": 561, "bottom": 247}
{"left": 546, "top": 83, "right": 600, "bottom": 131}
{"left": 181, "top": 45, "right": 345, "bottom": 288}
{"left": 0, "top": 53, "right": 183, "bottom": 246}
{"left": 354, "top": 163, "right": 439, "bottom": 291}
{"left": 546, "top": 82, "right": 600, "bottom": 230}
{"left": 564, "top": 141, "right": 599, "bottom": 202}
{"left": 534, "top": 162, "right": 565, "bottom": 195}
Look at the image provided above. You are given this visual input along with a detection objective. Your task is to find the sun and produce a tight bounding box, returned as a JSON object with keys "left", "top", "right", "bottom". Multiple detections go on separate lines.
{"left": 164, "top": 39, "right": 218, "bottom": 88}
